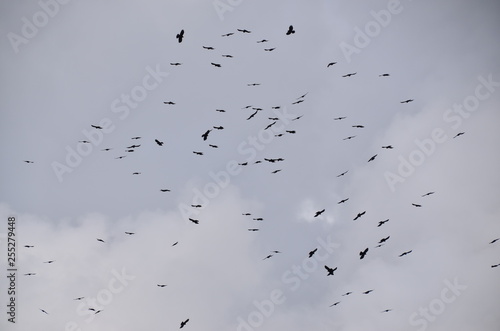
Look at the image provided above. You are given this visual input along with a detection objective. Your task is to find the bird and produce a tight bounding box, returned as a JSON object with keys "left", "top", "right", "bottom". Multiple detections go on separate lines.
{"left": 188, "top": 218, "right": 199, "bottom": 224}
{"left": 264, "top": 122, "right": 277, "bottom": 130}
{"left": 292, "top": 115, "right": 303, "bottom": 121}
{"left": 291, "top": 99, "right": 303, "bottom": 104}
{"left": 247, "top": 83, "right": 260, "bottom": 86}
{"left": 334, "top": 116, "right": 346, "bottom": 120}
{"left": 308, "top": 248, "right": 318, "bottom": 258}
{"left": 160, "top": 189, "right": 171, "bottom": 192}
{"left": 253, "top": 218, "right": 263, "bottom": 221}
{"left": 222, "top": 32, "right": 234, "bottom": 37}
{"left": 342, "top": 72, "right": 357, "bottom": 77}
{"left": 492, "top": 264, "right": 500, "bottom": 268}
{"left": 115, "top": 156, "right": 126, "bottom": 159}
{"left": 73, "top": 297, "right": 84, "bottom": 300}
{"left": 215, "top": 109, "right": 226, "bottom": 112}
{"left": 342, "top": 292, "right": 352, "bottom": 296}
{"left": 379, "top": 73, "right": 390, "bottom": 77}
{"left": 247, "top": 109, "right": 259, "bottom": 120}
{"left": 381, "top": 309, "right": 393, "bottom": 312}
{"left": 353, "top": 211, "right": 366, "bottom": 221}
{"left": 222, "top": 54, "right": 233, "bottom": 58}
{"left": 237, "top": 29, "right": 251, "bottom": 33}
{"left": 94, "top": 310, "right": 103, "bottom": 314}
{"left": 163, "top": 101, "right": 176, "bottom": 105}
{"left": 286, "top": 130, "right": 296, "bottom": 134}
{"left": 314, "top": 209, "right": 325, "bottom": 217}
{"left": 170, "top": 62, "right": 182, "bottom": 66}
{"left": 101, "top": 148, "right": 112, "bottom": 151}
{"left": 271, "top": 169, "right": 282, "bottom": 174}
{"left": 325, "top": 265, "right": 337, "bottom": 276}
{"left": 382, "top": 145, "right": 393, "bottom": 149}
{"left": 264, "top": 48, "right": 276, "bottom": 51}
{"left": 337, "top": 170, "right": 348, "bottom": 177}
{"left": 191, "top": 205, "right": 202, "bottom": 208}
{"left": 39, "top": 309, "right": 48, "bottom": 314}
{"left": 422, "top": 192, "right": 435, "bottom": 197}
{"left": 271, "top": 250, "right": 281, "bottom": 254}
{"left": 211, "top": 62, "right": 221, "bottom": 67}
{"left": 338, "top": 198, "right": 349, "bottom": 204}
{"left": 399, "top": 250, "right": 413, "bottom": 257}
{"left": 286, "top": 25, "right": 295, "bottom": 35}
{"left": 352, "top": 125, "right": 364, "bottom": 128}
{"left": 400, "top": 99, "right": 414, "bottom": 103}
{"left": 96, "top": 238, "right": 105, "bottom": 243}
{"left": 359, "top": 248, "right": 369, "bottom": 259}
{"left": 256, "top": 39, "right": 268, "bottom": 43}
{"left": 79, "top": 140, "right": 90, "bottom": 143}
{"left": 132, "top": 172, "right": 141, "bottom": 175}
{"left": 490, "top": 238, "right": 499, "bottom": 244}
{"left": 201, "top": 129, "right": 211, "bottom": 141}
{"left": 453, "top": 132, "right": 465, "bottom": 138}
{"left": 242, "top": 213, "right": 251, "bottom": 216}
{"left": 131, "top": 136, "right": 141, "bottom": 139}
{"left": 378, "top": 236, "right": 390, "bottom": 243}
{"left": 180, "top": 319, "right": 190, "bottom": 328}
{"left": 239, "top": 162, "right": 248, "bottom": 166}
{"left": 248, "top": 229, "right": 259, "bottom": 231}
{"left": 363, "top": 290, "right": 374, "bottom": 294}
{"left": 155, "top": 139, "right": 164, "bottom": 146}
{"left": 378, "top": 219, "right": 389, "bottom": 227}
{"left": 125, "top": 232, "right": 135, "bottom": 235}
{"left": 24, "top": 273, "right": 36, "bottom": 276}
{"left": 263, "top": 254, "right": 274, "bottom": 260}
{"left": 91, "top": 125, "right": 102, "bottom": 129}
{"left": 412, "top": 203, "right": 422, "bottom": 207}
{"left": 176, "top": 29, "right": 184, "bottom": 43}
{"left": 343, "top": 135, "right": 356, "bottom": 140}
{"left": 172, "top": 242, "right": 179, "bottom": 246}
{"left": 367, "top": 154, "right": 378, "bottom": 162}
{"left": 193, "top": 151, "right": 203, "bottom": 155}
{"left": 202, "top": 46, "right": 215, "bottom": 50}
{"left": 23, "top": 160, "right": 35, "bottom": 163}
{"left": 157, "top": 284, "right": 167, "bottom": 287}
{"left": 24, "top": 245, "right": 34, "bottom": 248}
{"left": 327, "top": 62, "right": 337, "bottom": 67}
{"left": 43, "top": 260, "right": 55, "bottom": 263}
{"left": 329, "top": 301, "right": 341, "bottom": 307}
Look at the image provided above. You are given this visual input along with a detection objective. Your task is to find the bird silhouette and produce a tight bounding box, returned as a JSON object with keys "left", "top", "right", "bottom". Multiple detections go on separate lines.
{"left": 325, "top": 265, "right": 337, "bottom": 276}
{"left": 343, "top": 135, "right": 356, "bottom": 140}
{"left": 422, "top": 192, "right": 435, "bottom": 197}
{"left": 257, "top": 39, "right": 268, "bottom": 43}
{"left": 342, "top": 72, "right": 357, "bottom": 77}
{"left": 24, "top": 245, "right": 34, "bottom": 248}
{"left": 201, "top": 129, "right": 211, "bottom": 141}
{"left": 222, "top": 32, "right": 234, "bottom": 37}
{"left": 337, "top": 170, "right": 348, "bottom": 177}
{"left": 382, "top": 145, "right": 393, "bottom": 149}
{"left": 379, "top": 73, "right": 390, "bottom": 77}
{"left": 334, "top": 116, "right": 346, "bottom": 120}
{"left": 74, "top": 297, "right": 84, "bottom": 300}
{"left": 327, "top": 62, "right": 337, "bottom": 67}
{"left": 211, "top": 62, "right": 221, "bottom": 67}
{"left": 24, "top": 273, "right": 36, "bottom": 276}
{"left": 399, "top": 250, "right": 413, "bottom": 257}
{"left": 247, "top": 109, "right": 259, "bottom": 120}
{"left": 202, "top": 46, "right": 215, "bottom": 50}
{"left": 263, "top": 254, "right": 274, "bottom": 260}
{"left": 363, "top": 290, "right": 374, "bottom": 294}
{"left": 264, "top": 48, "right": 276, "bottom": 51}
{"left": 400, "top": 99, "right": 414, "bottom": 103}
{"left": 338, "top": 198, "right": 349, "bottom": 204}
{"left": 248, "top": 229, "right": 259, "bottom": 231}
{"left": 314, "top": 209, "right": 325, "bottom": 217}
{"left": 170, "top": 62, "right": 182, "bottom": 66}
{"left": 367, "top": 154, "right": 378, "bottom": 162}
{"left": 160, "top": 189, "right": 171, "bottom": 192}
{"left": 155, "top": 139, "right": 164, "bottom": 146}
{"left": 412, "top": 203, "right": 422, "bottom": 207}
{"left": 125, "top": 232, "right": 135, "bottom": 235}
{"left": 352, "top": 125, "right": 364, "bottom": 128}
{"left": 378, "top": 219, "right": 389, "bottom": 227}
{"left": 308, "top": 248, "right": 318, "bottom": 258}
{"left": 378, "top": 236, "right": 390, "bottom": 243}
{"left": 492, "top": 264, "right": 500, "bottom": 268}
{"left": 381, "top": 309, "right": 393, "bottom": 312}
{"left": 180, "top": 319, "right": 190, "bottom": 328}
{"left": 96, "top": 238, "right": 105, "bottom": 243}
{"left": 188, "top": 218, "right": 199, "bottom": 224}
{"left": 157, "top": 284, "right": 167, "bottom": 287}
{"left": 91, "top": 125, "right": 102, "bottom": 129}
{"left": 271, "top": 169, "right": 282, "bottom": 174}
{"left": 215, "top": 109, "right": 226, "bottom": 112}
{"left": 490, "top": 238, "right": 499, "bottom": 244}
{"left": 191, "top": 204, "right": 202, "bottom": 208}
{"left": 286, "top": 25, "right": 295, "bottom": 35}
{"left": 23, "top": 160, "right": 34, "bottom": 163}
{"left": 329, "top": 301, "right": 341, "bottom": 307}
{"left": 193, "top": 151, "right": 203, "bottom": 155}
{"left": 353, "top": 211, "right": 366, "bottom": 221}
{"left": 176, "top": 29, "right": 184, "bottom": 43}
{"left": 342, "top": 292, "right": 352, "bottom": 296}
{"left": 163, "top": 101, "right": 175, "bottom": 105}
{"left": 43, "top": 260, "right": 55, "bottom": 263}
{"left": 39, "top": 309, "right": 48, "bottom": 314}
{"left": 359, "top": 248, "right": 369, "bottom": 259}
{"left": 453, "top": 132, "right": 465, "bottom": 138}
{"left": 237, "top": 29, "right": 251, "bottom": 33}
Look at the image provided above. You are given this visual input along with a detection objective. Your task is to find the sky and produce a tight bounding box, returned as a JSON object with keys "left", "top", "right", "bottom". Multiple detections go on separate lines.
{"left": 1, "top": 0, "right": 500, "bottom": 330}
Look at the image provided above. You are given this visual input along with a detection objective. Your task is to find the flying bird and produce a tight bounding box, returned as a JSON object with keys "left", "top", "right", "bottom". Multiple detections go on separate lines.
{"left": 101, "top": 148, "right": 112, "bottom": 151}
{"left": 191, "top": 205, "right": 202, "bottom": 208}
{"left": 170, "top": 62, "right": 182, "bottom": 66}
{"left": 180, "top": 319, "right": 190, "bottom": 328}
{"left": 96, "top": 238, "right": 105, "bottom": 243}
{"left": 490, "top": 238, "right": 499, "bottom": 244}
{"left": 352, "top": 125, "right": 364, "bottom": 128}
{"left": 222, "top": 54, "right": 233, "bottom": 58}
{"left": 79, "top": 140, "right": 90, "bottom": 143}
{"left": 353, "top": 211, "right": 366, "bottom": 221}
{"left": 399, "top": 250, "right": 413, "bottom": 257}
{"left": 342, "top": 292, "right": 352, "bottom": 296}
{"left": 24, "top": 273, "right": 36, "bottom": 276}
{"left": 247, "top": 83, "right": 260, "bottom": 86}
{"left": 378, "top": 236, "right": 390, "bottom": 243}
{"left": 314, "top": 209, "right": 325, "bottom": 217}
{"left": 39, "top": 309, "right": 48, "bottom": 314}
{"left": 215, "top": 109, "right": 226, "bottom": 112}
{"left": 400, "top": 99, "right": 414, "bottom": 103}
{"left": 163, "top": 101, "right": 176, "bottom": 105}
{"left": 367, "top": 154, "right": 378, "bottom": 162}
{"left": 43, "top": 260, "right": 55, "bottom": 263}
{"left": 338, "top": 198, "right": 349, "bottom": 204}
{"left": 359, "top": 248, "right": 369, "bottom": 259}
{"left": 264, "top": 122, "right": 277, "bottom": 130}
{"left": 412, "top": 203, "right": 422, "bottom": 207}
{"left": 337, "top": 170, "right": 348, "bottom": 177}
{"left": 382, "top": 145, "right": 393, "bottom": 149}
{"left": 343, "top": 135, "right": 356, "bottom": 140}
{"left": 342, "top": 72, "right": 357, "bottom": 77}
{"left": 211, "top": 62, "right": 221, "bottom": 67}
{"left": 453, "top": 132, "right": 465, "bottom": 138}
{"left": 125, "top": 232, "right": 135, "bottom": 235}
{"left": 247, "top": 109, "right": 259, "bottom": 120}
{"left": 363, "top": 290, "right": 374, "bottom": 294}
{"left": 74, "top": 297, "right": 84, "bottom": 300}
{"left": 334, "top": 116, "right": 346, "bottom": 120}
{"left": 308, "top": 248, "right": 318, "bottom": 258}
{"left": 378, "top": 219, "right": 389, "bottom": 227}
{"left": 188, "top": 218, "right": 199, "bottom": 224}
{"left": 327, "top": 62, "right": 337, "bottom": 67}
{"left": 286, "top": 25, "right": 295, "bottom": 35}
{"left": 157, "top": 284, "right": 167, "bottom": 287}
{"left": 257, "top": 39, "right": 268, "bottom": 43}
{"left": 201, "top": 129, "right": 211, "bottom": 141}
{"left": 379, "top": 73, "right": 390, "bottom": 77}
{"left": 325, "top": 265, "right": 337, "bottom": 276}
{"left": 222, "top": 32, "right": 234, "bottom": 37}
{"left": 155, "top": 139, "right": 164, "bottom": 146}
{"left": 263, "top": 254, "right": 274, "bottom": 260}
{"left": 91, "top": 125, "right": 102, "bottom": 129}
{"left": 253, "top": 218, "right": 263, "bottom": 221}
{"left": 286, "top": 130, "right": 296, "bottom": 134}
{"left": 176, "top": 29, "right": 184, "bottom": 43}
{"left": 329, "top": 301, "right": 341, "bottom": 307}
{"left": 202, "top": 46, "right": 215, "bottom": 50}
{"left": 248, "top": 229, "right": 259, "bottom": 231}
{"left": 422, "top": 191, "right": 435, "bottom": 197}
{"left": 160, "top": 189, "right": 171, "bottom": 192}
{"left": 23, "top": 160, "right": 34, "bottom": 163}
{"left": 131, "top": 136, "right": 141, "bottom": 139}
{"left": 132, "top": 172, "right": 141, "bottom": 175}
{"left": 24, "top": 245, "right": 34, "bottom": 248}
{"left": 264, "top": 48, "right": 276, "bottom": 51}
{"left": 237, "top": 29, "right": 251, "bottom": 33}
{"left": 271, "top": 169, "right": 282, "bottom": 174}
{"left": 172, "top": 242, "right": 179, "bottom": 246}
{"left": 193, "top": 151, "right": 203, "bottom": 155}
{"left": 492, "top": 264, "right": 500, "bottom": 268}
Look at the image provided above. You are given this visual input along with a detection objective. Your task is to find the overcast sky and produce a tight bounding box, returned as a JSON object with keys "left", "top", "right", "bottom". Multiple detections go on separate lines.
{"left": 1, "top": 0, "right": 500, "bottom": 330}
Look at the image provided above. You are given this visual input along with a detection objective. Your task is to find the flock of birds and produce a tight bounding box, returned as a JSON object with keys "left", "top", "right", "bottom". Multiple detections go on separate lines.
{"left": 19, "top": 23, "right": 498, "bottom": 329}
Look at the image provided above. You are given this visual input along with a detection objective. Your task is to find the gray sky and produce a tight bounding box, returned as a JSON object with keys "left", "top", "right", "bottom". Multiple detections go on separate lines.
{"left": 1, "top": 0, "right": 500, "bottom": 330}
